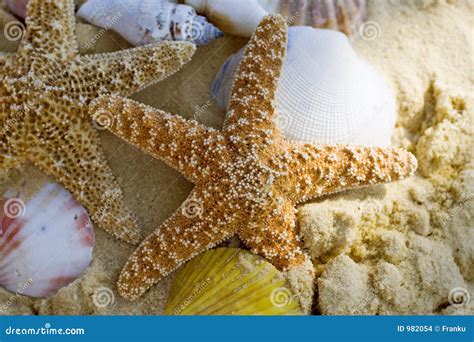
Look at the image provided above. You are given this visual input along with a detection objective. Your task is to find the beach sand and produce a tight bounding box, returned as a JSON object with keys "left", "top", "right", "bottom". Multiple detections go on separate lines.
{"left": 0, "top": 0, "right": 472, "bottom": 315}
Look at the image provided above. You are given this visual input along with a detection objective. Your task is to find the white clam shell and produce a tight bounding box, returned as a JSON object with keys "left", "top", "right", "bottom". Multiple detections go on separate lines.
{"left": 0, "top": 180, "right": 94, "bottom": 298}
{"left": 212, "top": 26, "right": 396, "bottom": 147}
{"left": 78, "top": 0, "right": 223, "bottom": 46}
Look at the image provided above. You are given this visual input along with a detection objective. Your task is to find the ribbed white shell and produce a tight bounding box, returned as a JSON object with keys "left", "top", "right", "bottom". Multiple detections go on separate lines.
{"left": 0, "top": 182, "right": 94, "bottom": 298}
{"left": 212, "top": 27, "right": 396, "bottom": 147}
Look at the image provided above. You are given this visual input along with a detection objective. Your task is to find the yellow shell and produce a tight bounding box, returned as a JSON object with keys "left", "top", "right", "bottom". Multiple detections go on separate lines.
{"left": 164, "top": 248, "right": 303, "bottom": 315}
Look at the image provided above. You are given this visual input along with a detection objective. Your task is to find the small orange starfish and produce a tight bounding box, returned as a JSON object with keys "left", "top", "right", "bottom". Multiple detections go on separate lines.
{"left": 91, "top": 15, "right": 417, "bottom": 300}
{"left": 0, "top": 0, "right": 195, "bottom": 244}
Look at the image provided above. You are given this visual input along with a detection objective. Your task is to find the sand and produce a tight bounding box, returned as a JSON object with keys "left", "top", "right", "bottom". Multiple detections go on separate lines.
{"left": 0, "top": 0, "right": 472, "bottom": 315}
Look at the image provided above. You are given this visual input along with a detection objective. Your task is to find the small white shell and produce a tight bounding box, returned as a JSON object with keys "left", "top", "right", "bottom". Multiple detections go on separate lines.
{"left": 78, "top": 0, "right": 223, "bottom": 46}
{"left": 0, "top": 180, "right": 94, "bottom": 298}
{"left": 212, "top": 27, "right": 396, "bottom": 147}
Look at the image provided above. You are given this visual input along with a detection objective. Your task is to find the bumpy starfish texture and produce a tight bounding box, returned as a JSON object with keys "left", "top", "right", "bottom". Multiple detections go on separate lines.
{"left": 0, "top": 0, "right": 195, "bottom": 243}
{"left": 90, "top": 15, "right": 418, "bottom": 300}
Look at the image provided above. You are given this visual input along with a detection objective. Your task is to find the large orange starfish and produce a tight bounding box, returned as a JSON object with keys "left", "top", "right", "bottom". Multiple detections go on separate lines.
{"left": 90, "top": 15, "right": 417, "bottom": 300}
{"left": 0, "top": 0, "right": 195, "bottom": 243}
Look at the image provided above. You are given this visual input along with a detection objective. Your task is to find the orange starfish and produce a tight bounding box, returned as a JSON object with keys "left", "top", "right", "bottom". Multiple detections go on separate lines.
{"left": 90, "top": 15, "right": 417, "bottom": 300}
{"left": 0, "top": 0, "right": 195, "bottom": 244}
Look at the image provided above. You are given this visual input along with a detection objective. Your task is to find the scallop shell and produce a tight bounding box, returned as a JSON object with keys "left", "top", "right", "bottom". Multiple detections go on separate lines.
{"left": 0, "top": 177, "right": 94, "bottom": 298}
{"left": 4, "top": 0, "right": 28, "bottom": 19}
{"left": 164, "top": 248, "right": 303, "bottom": 315}
{"left": 185, "top": 0, "right": 366, "bottom": 38}
{"left": 211, "top": 26, "right": 396, "bottom": 147}
{"left": 78, "top": 0, "right": 223, "bottom": 46}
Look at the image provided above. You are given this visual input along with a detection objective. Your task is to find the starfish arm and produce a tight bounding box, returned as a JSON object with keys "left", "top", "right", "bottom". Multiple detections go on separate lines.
{"left": 284, "top": 142, "right": 418, "bottom": 203}
{"left": 223, "top": 15, "right": 287, "bottom": 152}
{"left": 78, "top": 42, "right": 195, "bottom": 98}
{"left": 118, "top": 185, "right": 237, "bottom": 300}
{"left": 19, "top": 0, "right": 77, "bottom": 59}
{"left": 238, "top": 197, "right": 308, "bottom": 271}
{"left": 27, "top": 126, "right": 141, "bottom": 244}
{"left": 90, "top": 95, "right": 229, "bottom": 182}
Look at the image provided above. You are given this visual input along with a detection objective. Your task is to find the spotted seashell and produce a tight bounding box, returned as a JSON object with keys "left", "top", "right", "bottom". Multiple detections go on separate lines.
{"left": 211, "top": 26, "right": 396, "bottom": 147}
{"left": 78, "top": 0, "right": 223, "bottom": 46}
{"left": 0, "top": 178, "right": 94, "bottom": 298}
